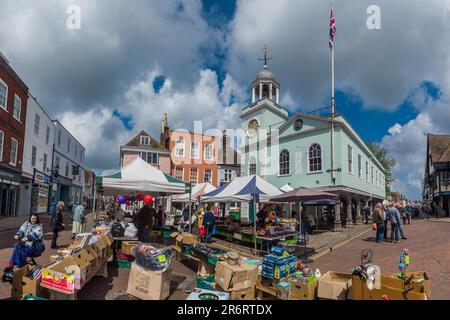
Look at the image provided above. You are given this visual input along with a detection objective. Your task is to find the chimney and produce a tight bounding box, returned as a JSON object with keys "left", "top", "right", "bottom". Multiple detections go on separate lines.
{"left": 222, "top": 129, "right": 228, "bottom": 164}
{"left": 160, "top": 113, "right": 170, "bottom": 150}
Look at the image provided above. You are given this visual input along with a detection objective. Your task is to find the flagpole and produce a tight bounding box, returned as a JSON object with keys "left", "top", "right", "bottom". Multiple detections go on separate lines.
{"left": 331, "top": 44, "right": 335, "bottom": 185}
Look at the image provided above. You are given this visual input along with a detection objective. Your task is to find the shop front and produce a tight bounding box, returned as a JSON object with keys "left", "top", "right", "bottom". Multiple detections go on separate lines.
{"left": 0, "top": 166, "right": 21, "bottom": 218}
{"left": 31, "top": 170, "right": 51, "bottom": 214}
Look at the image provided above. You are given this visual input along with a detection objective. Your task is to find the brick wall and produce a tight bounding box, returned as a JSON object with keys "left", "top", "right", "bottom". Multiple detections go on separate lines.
{"left": 0, "top": 57, "right": 28, "bottom": 171}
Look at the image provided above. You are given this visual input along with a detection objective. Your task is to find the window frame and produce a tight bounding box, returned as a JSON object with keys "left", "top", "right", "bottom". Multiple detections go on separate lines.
{"left": 249, "top": 157, "right": 257, "bottom": 175}
{"left": 308, "top": 143, "right": 323, "bottom": 173}
{"left": 34, "top": 114, "right": 40, "bottom": 135}
{"left": 0, "top": 130, "right": 4, "bottom": 162}
{"left": 204, "top": 169, "right": 212, "bottom": 183}
{"left": 204, "top": 144, "right": 214, "bottom": 161}
{"left": 357, "top": 154, "right": 362, "bottom": 179}
{"left": 43, "top": 153, "right": 48, "bottom": 172}
{"left": 347, "top": 145, "right": 353, "bottom": 174}
{"left": 279, "top": 149, "right": 291, "bottom": 176}
{"left": 190, "top": 168, "right": 198, "bottom": 185}
{"left": 0, "top": 78, "right": 8, "bottom": 111}
{"left": 365, "top": 160, "right": 369, "bottom": 182}
{"left": 45, "top": 126, "right": 50, "bottom": 145}
{"left": 9, "top": 138, "right": 18, "bottom": 166}
{"left": 175, "top": 140, "right": 185, "bottom": 158}
{"left": 190, "top": 141, "right": 200, "bottom": 160}
{"left": 140, "top": 136, "right": 150, "bottom": 145}
{"left": 13, "top": 94, "right": 21, "bottom": 121}
{"left": 31, "top": 145, "right": 37, "bottom": 167}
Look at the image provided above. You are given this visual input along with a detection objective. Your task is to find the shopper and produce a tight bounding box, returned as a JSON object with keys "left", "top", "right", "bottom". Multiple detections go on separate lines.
{"left": 382, "top": 204, "right": 389, "bottom": 240}
{"left": 156, "top": 205, "right": 165, "bottom": 229}
{"left": 2, "top": 214, "right": 45, "bottom": 282}
{"left": 202, "top": 204, "right": 216, "bottom": 243}
{"left": 51, "top": 201, "right": 65, "bottom": 249}
{"left": 395, "top": 203, "right": 408, "bottom": 240}
{"left": 72, "top": 202, "right": 87, "bottom": 239}
{"left": 372, "top": 203, "right": 384, "bottom": 243}
{"left": 179, "top": 205, "right": 191, "bottom": 232}
{"left": 400, "top": 205, "right": 407, "bottom": 225}
{"left": 387, "top": 203, "right": 400, "bottom": 243}
{"left": 134, "top": 199, "right": 155, "bottom": 243}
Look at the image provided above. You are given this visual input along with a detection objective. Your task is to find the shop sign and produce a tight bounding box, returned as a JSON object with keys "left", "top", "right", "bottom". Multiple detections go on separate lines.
{"left": 0, "top": 168, "right": 21, "bottom": 182}
{"left": 34, "top": 172, "right": 51, "bottom": 185}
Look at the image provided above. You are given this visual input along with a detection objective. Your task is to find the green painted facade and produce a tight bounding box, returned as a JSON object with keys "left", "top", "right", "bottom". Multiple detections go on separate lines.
{"left": 240, "top": 98, "right": 386, "bottom": 200}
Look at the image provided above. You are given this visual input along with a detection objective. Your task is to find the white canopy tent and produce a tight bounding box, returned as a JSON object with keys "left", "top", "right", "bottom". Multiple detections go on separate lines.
{"left": 172, "top": 182, "right": 217, "bottom": 202}
{"left": 96, "top": 157, "right": 187, "bottom": 194}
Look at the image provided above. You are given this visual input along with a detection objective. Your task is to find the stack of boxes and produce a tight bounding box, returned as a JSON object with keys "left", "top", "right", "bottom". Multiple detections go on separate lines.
{"left": 262, "top": 246, "right": 297, "bottom": 281}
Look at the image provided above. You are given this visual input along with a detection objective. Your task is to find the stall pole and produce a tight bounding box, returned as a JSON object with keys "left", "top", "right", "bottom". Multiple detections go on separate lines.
{"left": 253, "top": 193, "right": 257, "bottom": 255}
{"left": 92, "top": 185, "right": 97, "bottom": 225}
{"left": 188, "top": 184, "right": 192, "bottom": 233}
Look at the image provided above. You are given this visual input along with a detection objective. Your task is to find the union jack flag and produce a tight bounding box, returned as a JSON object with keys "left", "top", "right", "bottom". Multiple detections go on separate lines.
{"left": 329, "top": 4, "right": 336, "bottom": 50}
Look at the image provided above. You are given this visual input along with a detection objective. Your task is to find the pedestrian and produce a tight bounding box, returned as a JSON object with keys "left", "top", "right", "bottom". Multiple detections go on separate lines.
{"left": 382, "top": 204, "right": 389, "bottom": 240}
{"left": 156, "top": 205, "right": 165, "bottom": 229}
{"left": 202, "top": 204, "right": 216, "bottom": 243}
{"left": 395, "top": 204, "right": 408, "bottom": 240}
{"left": 400, "top": 205, "right": 407, "bottom": 225}
{"left": 406, "top": 205, "right": 413, "bottom": 225}
{"left": 372, "top": 203, "right": 384, "bottom": 243}
{"left": 72, "top": 202, "right": 87, "bottom": 239}
{"left": 2, "top": 214, "right": 45, "bottom": 282}
{"left": 134, "top": 197, "right": 155, "bottom": 243}
{"left": 432, "top": 203, "right": 439, "bottom": 220}
{"left": 363, "top": 206, "right": 370, "bottom": 224}
{"left": 50, "top": 201, "right": 65, "bottom": 249}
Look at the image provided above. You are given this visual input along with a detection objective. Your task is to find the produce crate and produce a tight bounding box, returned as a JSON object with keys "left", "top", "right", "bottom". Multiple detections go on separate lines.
{"left": 116, "top": 260, "right": 132, "bottom": 269}
{"left": 183, "top": 245, "right": 193, "bottom": 256}
{"left": 163, "top": 230, "right": 174, "bottom": 239}
{"left": 21, "top": 295, "right": 49, "bottom": 301}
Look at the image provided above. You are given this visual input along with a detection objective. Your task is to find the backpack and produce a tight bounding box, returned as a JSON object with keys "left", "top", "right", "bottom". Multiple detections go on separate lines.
{"left": 111, "top": 221, "right": 125, "bottom": 237}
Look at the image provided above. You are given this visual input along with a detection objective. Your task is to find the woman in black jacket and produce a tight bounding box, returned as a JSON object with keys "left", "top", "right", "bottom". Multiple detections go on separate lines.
{"left": 51, "top": 201, "right": 65, "bottom": 249}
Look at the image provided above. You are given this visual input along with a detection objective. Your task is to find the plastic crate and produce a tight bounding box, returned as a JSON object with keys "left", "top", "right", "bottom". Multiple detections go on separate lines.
{"left": 116, "top": 260, "right": 131, "bottom": 269}
{"left": 196, "top": 275, "right": 216, "bottom": 290}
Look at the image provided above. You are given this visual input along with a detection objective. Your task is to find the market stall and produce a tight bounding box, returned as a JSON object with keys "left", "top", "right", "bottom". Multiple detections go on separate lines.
{"left": 200, "top": 175, "right": 296, "bottom": 253}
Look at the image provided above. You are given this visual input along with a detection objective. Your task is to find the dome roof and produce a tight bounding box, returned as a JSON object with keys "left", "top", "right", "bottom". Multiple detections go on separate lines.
{"left": 256, "top": 68, "right": 278, "bottom": 82}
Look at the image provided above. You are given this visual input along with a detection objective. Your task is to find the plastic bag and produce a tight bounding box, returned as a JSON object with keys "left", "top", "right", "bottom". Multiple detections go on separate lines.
{"left": 124, "top": 223, "right": 138, "bottom": 238}
{"left": 132, "top": 243, "right": 172, "bottom": 272}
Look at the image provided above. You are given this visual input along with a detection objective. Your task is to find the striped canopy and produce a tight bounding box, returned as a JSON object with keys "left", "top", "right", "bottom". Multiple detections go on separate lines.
{"left": 172, "top": 182, "right": 217, "bottom": 202}
{"left": 96, "top": 157, "right": 188, "bottom": 194}
{"left": 201, "top": 175, "right": 282, "bottom": 203}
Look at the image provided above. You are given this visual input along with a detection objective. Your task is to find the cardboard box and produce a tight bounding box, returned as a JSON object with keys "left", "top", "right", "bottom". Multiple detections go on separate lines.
{"left": 229, "top": 287, "right": 255, "bottom": 300}
{"left": 121, "top": 241, "right": 139, "bottom": 256}
{"left": 93, "top": 235, "right": 108, "bottom": 259}
{"left": 352, "top": 273, "right": 431, "bottom": 300}
{"left": 41, "top": 253, "right": 91, "bottom": 294}
{"left": 126, "top": 262, "right": 171, "bottom": 300}
{"left": 11, "top": 265, "right": 49, "bottom": 300}
{"left": 289, "top": 278, "right": 318, "bottom": 300}
{"left": 317, "top": 272, "right": 353, "bottom": 300}
{"left": 215, "top": 261, "right": 258, "bottom": 291}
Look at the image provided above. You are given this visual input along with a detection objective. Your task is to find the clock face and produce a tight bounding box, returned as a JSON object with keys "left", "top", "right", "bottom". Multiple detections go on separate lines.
{"left": 294, "top": 119, "right": 304, "bottom": 131}
{"left": 247, "top": 119, "right": 260, "bottom": 137}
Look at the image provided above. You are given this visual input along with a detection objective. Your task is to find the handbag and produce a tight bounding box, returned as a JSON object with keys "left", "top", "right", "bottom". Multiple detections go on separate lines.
{"left": 372, "top": 223, "right": 377, "bottom": 231}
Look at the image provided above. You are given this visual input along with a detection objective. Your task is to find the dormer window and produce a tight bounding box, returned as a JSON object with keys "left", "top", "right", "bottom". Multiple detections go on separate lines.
{"left": 140, "top": 136, "right": 150, "bottom": 145}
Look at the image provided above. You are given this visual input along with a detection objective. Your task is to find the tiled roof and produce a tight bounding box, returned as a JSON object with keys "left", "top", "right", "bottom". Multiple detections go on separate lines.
{"left": 428, "top": 134, "right": 450, "bottom": 162}
{"left": 124, "top": 130, "right": 168, "bottom": 151}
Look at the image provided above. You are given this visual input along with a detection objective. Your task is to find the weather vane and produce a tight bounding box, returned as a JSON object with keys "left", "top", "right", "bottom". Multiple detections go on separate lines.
{"left": 258, "top": 45, "right": 272, "bottom": 69}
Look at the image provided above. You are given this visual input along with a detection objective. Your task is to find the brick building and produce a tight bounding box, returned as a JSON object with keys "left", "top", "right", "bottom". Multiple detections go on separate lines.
{"left": 0, "top": 52, "right": 29, "bottom": 218}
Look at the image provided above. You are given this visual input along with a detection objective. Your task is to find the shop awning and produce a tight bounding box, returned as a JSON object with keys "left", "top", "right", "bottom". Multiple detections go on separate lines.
{"left": 96, "top": 157, "right": 188, "bottom": 194}
{"left": 201, "top": 175, "right": 282, "bottom": 202}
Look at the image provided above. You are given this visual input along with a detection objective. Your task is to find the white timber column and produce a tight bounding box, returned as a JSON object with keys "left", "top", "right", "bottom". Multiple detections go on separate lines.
{"left": 259, "top": 83, "right": 263, "bottom": 100}
{"left": 356, "top": 201, "right": 361, "bottom": 223}
{"left": 346, "top": 197, "right": 353, "bottom": 227}
{"left": 252, "top": 86, "right": 256, "bottom": 103}
{"left": 269, "top": 83, "right": 273, "bottom": 101}
{"left": 334, "top": 202, "right": 341, "bottom": 232}
{"left": 276, "top": 87, "right": 280, "bottom": 104}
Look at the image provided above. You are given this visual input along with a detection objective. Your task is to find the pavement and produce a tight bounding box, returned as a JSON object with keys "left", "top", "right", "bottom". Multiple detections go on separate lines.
{"left": 308, "top": 219, "right": 450, "bottom": 300}
{"left": 1, "top": 214, "right": 449, "bottom": 300}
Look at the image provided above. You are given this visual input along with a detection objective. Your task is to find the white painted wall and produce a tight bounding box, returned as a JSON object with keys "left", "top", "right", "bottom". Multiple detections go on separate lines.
{"left": 22, "top": 96, "right": 55, "bottom": 176}
{"left": 52, "top": 120, "right": 86, "bottom": 188}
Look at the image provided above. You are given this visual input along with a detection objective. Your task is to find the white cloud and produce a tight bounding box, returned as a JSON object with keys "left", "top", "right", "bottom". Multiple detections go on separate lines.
{"left": 58, "top": 68, "right": 246, "bottom": 172}
{"left": 381, "top": 87, "right": 450, "bottom": 199}
{"left": 228, "top": 0, "right": 450, "bottom": 111}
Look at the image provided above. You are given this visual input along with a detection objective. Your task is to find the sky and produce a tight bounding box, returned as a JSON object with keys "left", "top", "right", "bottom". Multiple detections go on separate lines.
{"left": 1, "top": 0, "right": 449, "bottom": 200}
